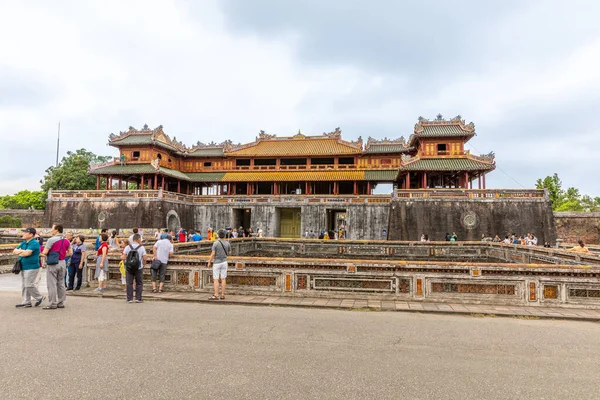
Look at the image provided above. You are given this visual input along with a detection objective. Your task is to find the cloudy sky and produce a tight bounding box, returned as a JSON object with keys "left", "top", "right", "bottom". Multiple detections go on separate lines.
{"left": 1, "top": 0, "right": 599, "bottom": 195}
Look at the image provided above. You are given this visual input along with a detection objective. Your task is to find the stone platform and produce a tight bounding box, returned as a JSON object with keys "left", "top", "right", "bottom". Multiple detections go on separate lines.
{"left": 70, "top": 288, "right": 600, "bottom": 322}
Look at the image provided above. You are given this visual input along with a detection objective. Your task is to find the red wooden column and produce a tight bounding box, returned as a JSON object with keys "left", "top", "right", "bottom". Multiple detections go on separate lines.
{"left": 464, "top": 172, "right": 469, "bottom": 189}
{"left": 118, "top": 179, "right": 122, "bottom": 190}
{"left": 367, "top": 181, "right": 371, "bottom": 195}
{"left": 154, "top": 174, "right": 158, "bottom": 190}
{"left": 141, "top": 174, "right": 145, "bottom": 190}
{"left": 108, "top": 176, "right": 112, "bottom": 190}
{"left": 406, "top": 173, "right": 410, "bottom": 189}
{"left": 422, "top": 172, "right": 427, "bottom": 189}
{"left": 306, "top": 182, "right": 310, "bottom": 195}
{"left": 353, "top": 181, "right": 357, "bottom": 195}
{"left": 482, "top": 173, "right": 486, "bottom": 189}
{"left": 161, "top": 175, "right": 165, "bottom": 190}
{"left": 96, "top": 176, "right": 100, "bottom": 190}
{"left": 333, "top": 182, "right": 338, "bottom": 195}
{"left": 177, "top": 180, "right": 181, "bottom": 193}
{"left": 478, "top": 175, "right": 481, "bottom": 189}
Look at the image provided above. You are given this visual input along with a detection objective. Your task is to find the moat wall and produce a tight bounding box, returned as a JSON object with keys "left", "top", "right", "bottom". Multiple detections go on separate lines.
{"left": 387, "top": 198, "right": 557, "bottom": 244}
{"left": 554, "top": 212, "right": 600, "bottom": 245}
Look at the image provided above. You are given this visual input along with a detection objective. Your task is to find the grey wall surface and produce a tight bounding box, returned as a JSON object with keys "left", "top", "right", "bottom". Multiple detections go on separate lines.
{"left": 44, "top": 198, "right": 194, "bottom": 231}
{"left": 387, "top": 198, "right": 556, "bottom": 244}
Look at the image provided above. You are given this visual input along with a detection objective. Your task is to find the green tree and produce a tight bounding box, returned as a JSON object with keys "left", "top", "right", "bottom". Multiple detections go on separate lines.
{"left": 40, "top": 149, "right": 111, "bottom": 192}
{"left": 536, "top": 174, "right": 599, "bottom": 212}
{"left": 0, "top": 190, "right": 46, "bottom": 210}
{"left": 0, "top": 215, "right": 21, "bottom": 227}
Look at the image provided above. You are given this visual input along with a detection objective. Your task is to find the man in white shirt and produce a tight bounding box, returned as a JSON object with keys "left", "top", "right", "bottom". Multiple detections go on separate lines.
{"left": 152, "top": 234, "right": 174, "bottom": 293}
{"left": 128, "top": 227, "right": 143, "bottom": 245}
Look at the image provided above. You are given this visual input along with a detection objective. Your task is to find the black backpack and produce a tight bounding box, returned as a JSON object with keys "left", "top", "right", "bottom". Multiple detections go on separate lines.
{"left": 125, "top": 244, "right": 142, "bottom": 271}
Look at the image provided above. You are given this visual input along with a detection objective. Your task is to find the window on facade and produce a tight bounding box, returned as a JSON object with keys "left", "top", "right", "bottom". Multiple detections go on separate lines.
{"left": 236, "top": 159, "right": 251, "bottom": 166}
{"left": 311, "top": 158, "right": 334, "bottom": 165}
{"left": 437, "top": 144, "right": 447, "bottom": 153}
{"left": 168, "top": 158, "right": 172, "bottom": 163}
{"left": 254, "top": 159, "right": 276, "bottom": 166}
{"left": 380, "top": 159, "right": 391, "bottom": 165}
{"left": 132, "top": 151, "right": 140, "bottom": 159}
{"left": 203, "top": 161, "right": 212, "bottom": 167}
{"left": 338, "top": 157, "right": 355, "bottom": 165}
{"left": 280, "top": 158, "right": 307, "bottom": 166}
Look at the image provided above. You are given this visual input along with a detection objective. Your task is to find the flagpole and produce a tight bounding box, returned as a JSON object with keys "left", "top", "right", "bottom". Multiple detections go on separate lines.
{"left": 56, "top": 122, "right": 60, "bottom": 167}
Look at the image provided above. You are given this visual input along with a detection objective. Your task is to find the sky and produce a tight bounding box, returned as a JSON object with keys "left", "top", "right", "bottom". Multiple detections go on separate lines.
{"left": 1, "top": 0, "right": 599, "bottom": 196}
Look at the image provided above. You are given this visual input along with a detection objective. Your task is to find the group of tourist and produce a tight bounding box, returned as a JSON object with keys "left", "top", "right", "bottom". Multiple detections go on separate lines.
{"left": 13, "top": 224, "right": 234, "bottom": 307}
{"left": 304, "top": 227, "right": 347, "bottom": 240}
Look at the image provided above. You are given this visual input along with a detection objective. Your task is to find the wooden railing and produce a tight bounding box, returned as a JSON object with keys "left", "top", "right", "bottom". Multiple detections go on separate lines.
{"left": 394, "top": 189, "right": 547, "bottom": 199}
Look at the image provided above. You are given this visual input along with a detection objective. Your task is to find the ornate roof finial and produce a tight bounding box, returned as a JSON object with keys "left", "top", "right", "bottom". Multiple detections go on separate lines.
{"left": 143, "top": 123, "right": 149, "bottom": 130}
{"left": 436, "top": 113, "right": 443, "bottom": 121}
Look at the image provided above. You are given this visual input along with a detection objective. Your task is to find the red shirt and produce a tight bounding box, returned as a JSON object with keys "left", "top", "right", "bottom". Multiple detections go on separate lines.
{"left": 96, "top": 242, "right": 109, "bottom": 256}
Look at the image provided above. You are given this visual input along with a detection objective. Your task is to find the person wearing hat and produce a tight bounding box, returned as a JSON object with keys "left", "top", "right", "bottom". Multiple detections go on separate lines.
{"left": 12, "top": 228, "right": 45, "bottom": 308}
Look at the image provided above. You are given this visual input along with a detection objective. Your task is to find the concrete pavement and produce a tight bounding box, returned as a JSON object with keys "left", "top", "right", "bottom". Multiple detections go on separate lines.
{"left": 1, "top": 290, "right": 600, "bottom": 399}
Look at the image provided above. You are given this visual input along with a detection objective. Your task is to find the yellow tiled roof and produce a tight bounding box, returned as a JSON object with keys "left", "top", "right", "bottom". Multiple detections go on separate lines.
{"left": 221, "top": 171, "right": 365, "bottom": 182}
{"left": 227, "top": 138, "right": 361, "bottom": 157}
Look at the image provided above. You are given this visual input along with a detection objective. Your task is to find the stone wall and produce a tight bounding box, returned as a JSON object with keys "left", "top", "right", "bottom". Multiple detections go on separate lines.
{"left": 0, "top": 210, "right": 44, "bottom": 227}
{"left": 388, "top": 197, "right": 556, "bottom": 244}
{"left": 44, "top": 198, "right": 194, "bottom": 231}
{"left": 554, "top": 212, "right": 600, "bottom": 245}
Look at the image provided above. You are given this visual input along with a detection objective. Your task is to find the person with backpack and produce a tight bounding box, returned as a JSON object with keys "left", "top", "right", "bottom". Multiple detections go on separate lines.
{"left": 41, "top": 224, "right": 72, "bottom": 310}
{"left": 151, "top": 234, "right": 173, "bottom": 293}
{"left": 122, "top": 233, "right": 147, "bottom": 303}
{"left": 208, "top": 229, "right": 231, "bottom": 300}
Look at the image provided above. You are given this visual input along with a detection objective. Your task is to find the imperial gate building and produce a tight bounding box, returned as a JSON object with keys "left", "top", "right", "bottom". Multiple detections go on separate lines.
{"left": 45, "top": 116, "right": 555, "bottom": 242}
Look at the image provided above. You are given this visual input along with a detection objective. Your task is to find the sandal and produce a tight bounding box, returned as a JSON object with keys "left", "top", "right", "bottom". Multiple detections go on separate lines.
{"left": 152, "top": 289, "right": 157, "bottom": 293}
{"left": 220, "top": 296, "right": 225, "bottom": 300}
{"left": 208, "top": 295, "right": 219, "bottom": 300}
{"left": 158, "top": 290, "right": 163, "bottom": 293}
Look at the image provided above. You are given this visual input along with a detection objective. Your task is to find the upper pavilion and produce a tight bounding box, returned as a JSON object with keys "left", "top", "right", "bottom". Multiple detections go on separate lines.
{"left": 89, "top": 115, "right": 495, "bottom": 195}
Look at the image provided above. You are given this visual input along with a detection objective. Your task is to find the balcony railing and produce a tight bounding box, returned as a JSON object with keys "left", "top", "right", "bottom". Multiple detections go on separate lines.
{"left": 394, "top": 189, "right": 547, "bottom": 199}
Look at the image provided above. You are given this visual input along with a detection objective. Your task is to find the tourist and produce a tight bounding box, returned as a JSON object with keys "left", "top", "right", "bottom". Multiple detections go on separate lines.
{"left": 503, "top": 236, "right": 511, "bottom": 245}
{"left": 123, "top": 234, "right": 146, "bottom": 303}
{"left": 450, "top": 232, "right": 458, "bottom": 242}
{"left": 154, "top": 230, "right": 161, "bottom": 240}
{"left": 207, "top": 227, "right": 212, "bottom": 240}
{"left": 95, "top": 228, "right": 108, "bottom": 251}
{"left": 519, "top": 236, "right": 527, "bottom": 245}
{"left": 94, "top": 233, "right": 109, "bottom": 292}
{"left": 248, "top": 227, "right": 254, "bottom": 237}
{"left": 493, "top": 235, "right": 501, "bottom": 242}
{"left": 190, "top": 230, "right": 202, "bottom": 242}
{"left": 212, "top": 229, "right": 218, "bottom": 241}
{"left": 208, "top": 229, "right": 231, "bottom": 300}
{"left": 177, "top": 228, "right": 187, "bottom": 243}
{"left": 67, "top": 235, "right": 86, "bottom": 291}
{"left": 531, "top": 233, "right": 538, "bottom": 246}
{"left": 232, "top": 228, "right": 238, "bottom": 238}
{"left": 108, "top": 230, "right": 119, "bottom": 249}
{"left": 567, "top": 240, "right": 589, "bottom": 254}
{"left": 120, "top": 153, "right": 126, "bottom": 165}
{"left": 257, "top": 229, "right": 264, "bottom": 238}
{"left": 445, "top": 232, "right": 451, "bottom": 241}
{"left": 420, "top": 233, "right": 427, "bottom": 242}
{"left": 13, "top": 228, "right": 45, "bottom": 308}
{"left": 152, "top": 234, "right": 174, "bottom": 293}
{"left": 119, "top": 238, "right": 129, "bottom": 290}
{"left": 305, "top": 229, "right": 309, "bottom": 238}
{"left": 64, "top": 231, "right": 74, "bottom": 287}
{"left": 512, "top": 236, "right": 520, "bottom": 245}
{"left": 480, "top": 233, "right": 487, "bottom": 242}
{"left": 41, "top": 224, "right": 72, "bottom": 310}
{"left": 128, "top": 227, "right": 143, "bottom": 244}
{"left": 544, "top": 242, "right": 551, "bottom": 248}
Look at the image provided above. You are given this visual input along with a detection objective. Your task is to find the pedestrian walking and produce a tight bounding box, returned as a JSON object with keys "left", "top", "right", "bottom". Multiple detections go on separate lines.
{"left": 208, "top": 229, "right": 231, "bottom": 300}
{"left": 41, "top": 224, "right": 72, "bottom": 310}
{"left": 94, "top": 233, "right": 109, "bottom": 292}
{"left": 95, "top": 228, "right": 108, "bottom": 251}
{"left": 151, "top": 234, "right": 174, "bottom": 293}
{"left": 13, "top": 228, "right": 45, "bottom": 308}
{"left": 128, "top": 227, "right": 143, "bottom": 244}
{"left": 67, "top": 235, "right": 86, "bottom": 291}
{"left": 123, "top": 234, "right": 147, "bottom": 303}
{"left": 108, "top": 230, "right": 119, "bottom": 249}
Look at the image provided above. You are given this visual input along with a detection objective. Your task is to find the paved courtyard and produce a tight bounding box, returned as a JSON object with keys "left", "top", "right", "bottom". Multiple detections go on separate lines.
{"left": 1, "top": 287, "right": 599, "bottom": 399}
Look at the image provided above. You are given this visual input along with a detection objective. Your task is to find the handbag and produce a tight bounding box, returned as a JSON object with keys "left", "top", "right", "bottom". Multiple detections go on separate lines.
{"left": 151, "top": 259, "right": 162, "bottom": 270}
{"left": 47, "top": 239, "right": 66, "bottom": 265}
{"left": 12, "top": 259, "right": 22, "bottom": 274}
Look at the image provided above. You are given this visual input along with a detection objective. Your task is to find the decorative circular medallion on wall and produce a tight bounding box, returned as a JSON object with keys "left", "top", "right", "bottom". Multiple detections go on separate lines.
{"left": 97, "top": 211, "right": 107, "bottom": 223}
{"left": 461, "top": 211, "right": 478, "bottom": 230}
